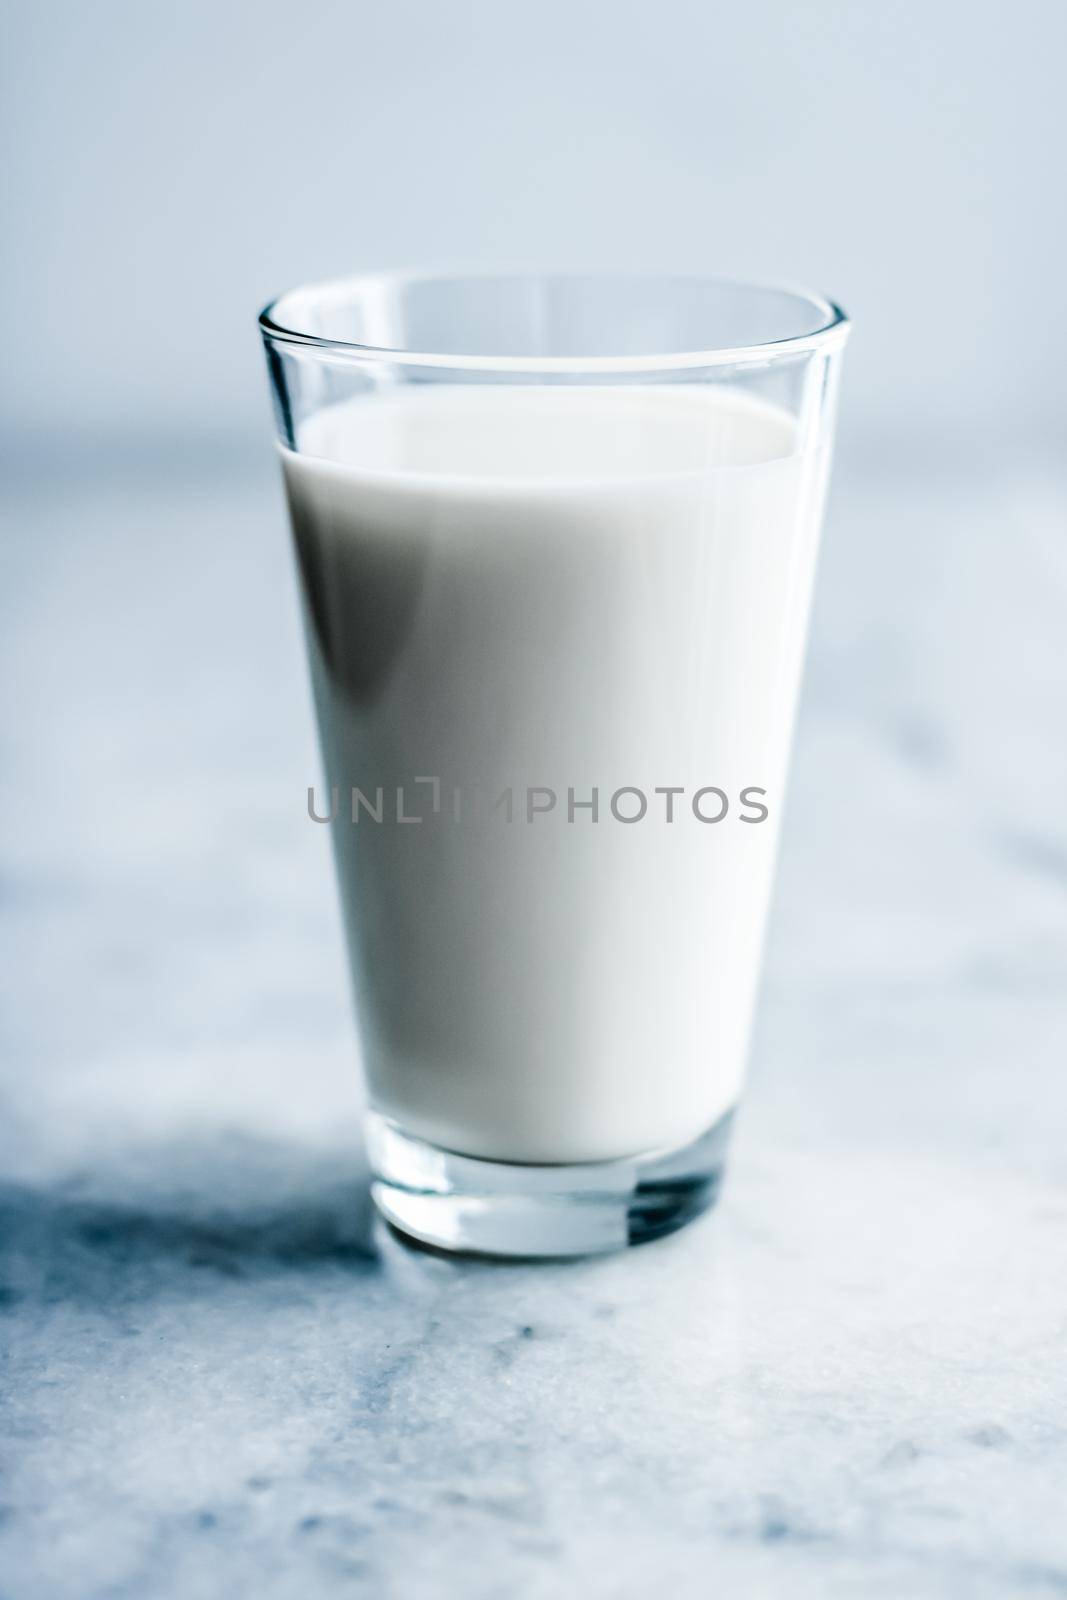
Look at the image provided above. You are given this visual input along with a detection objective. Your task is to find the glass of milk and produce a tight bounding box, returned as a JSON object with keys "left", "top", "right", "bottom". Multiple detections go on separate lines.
{"left": 259, "top": 273, "right": 849, "bottom": 1257}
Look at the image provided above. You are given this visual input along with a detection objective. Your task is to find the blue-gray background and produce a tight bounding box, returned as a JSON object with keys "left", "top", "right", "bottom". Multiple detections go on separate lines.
{"left": 4, "top": 0, "right": 1065, "bottom": 451}
{"left": 4, "top": 6, "right": 1067, "bottom": 1600}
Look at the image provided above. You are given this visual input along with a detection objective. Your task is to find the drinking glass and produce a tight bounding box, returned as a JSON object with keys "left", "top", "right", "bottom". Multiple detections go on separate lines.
{"left": 260, "top": 272, "right": 849, "bottom": 1256}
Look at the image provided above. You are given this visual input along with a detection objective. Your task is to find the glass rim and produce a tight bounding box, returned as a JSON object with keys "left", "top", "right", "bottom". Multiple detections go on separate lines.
{"left": 258, "top": 269, "right": 850, "bottom": 374}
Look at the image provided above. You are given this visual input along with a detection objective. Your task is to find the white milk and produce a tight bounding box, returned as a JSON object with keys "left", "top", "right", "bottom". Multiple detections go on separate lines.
{"left": 282, "top": 386, "right": 826, "bottom": 1163}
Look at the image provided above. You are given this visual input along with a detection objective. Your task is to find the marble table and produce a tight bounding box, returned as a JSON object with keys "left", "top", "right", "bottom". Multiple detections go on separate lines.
{"left": 2, "top": 434, "right": 1065, "bottom": 1598}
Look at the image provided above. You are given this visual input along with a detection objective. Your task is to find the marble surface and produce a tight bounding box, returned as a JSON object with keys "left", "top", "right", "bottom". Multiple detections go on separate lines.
{"left": 2, "top": 435, "right": 1066, "bottom": 1599}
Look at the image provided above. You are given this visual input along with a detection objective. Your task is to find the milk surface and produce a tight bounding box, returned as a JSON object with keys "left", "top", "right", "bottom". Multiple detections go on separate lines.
{"left": 282, "top": 386, "right": 826, "bottom": 1162}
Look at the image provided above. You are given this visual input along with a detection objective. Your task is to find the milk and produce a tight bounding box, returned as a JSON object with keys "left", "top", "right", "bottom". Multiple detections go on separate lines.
{"left": 282, "top": 385, "right": 827, "bottom": 1163}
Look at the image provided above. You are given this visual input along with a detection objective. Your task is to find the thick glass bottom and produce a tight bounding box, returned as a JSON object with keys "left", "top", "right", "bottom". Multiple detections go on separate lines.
{"left": 365, "top": 1107, "right": 735, "bottom": 1259}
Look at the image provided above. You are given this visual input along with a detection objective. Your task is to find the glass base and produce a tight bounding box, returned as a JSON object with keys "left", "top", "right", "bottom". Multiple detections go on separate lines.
{"left": 365, "top": 1108, "right": 735, "bottom": 1259}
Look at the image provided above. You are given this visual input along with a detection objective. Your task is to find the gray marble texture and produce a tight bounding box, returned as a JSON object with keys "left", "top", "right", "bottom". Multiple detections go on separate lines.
{"left": 2, "top": 435, "right": 1066, "bottom": 1599}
